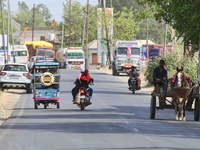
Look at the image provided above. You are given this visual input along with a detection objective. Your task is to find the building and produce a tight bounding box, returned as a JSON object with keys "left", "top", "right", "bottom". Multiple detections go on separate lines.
{"left": 83, "top": 40, "right": 98, "bottom": 69}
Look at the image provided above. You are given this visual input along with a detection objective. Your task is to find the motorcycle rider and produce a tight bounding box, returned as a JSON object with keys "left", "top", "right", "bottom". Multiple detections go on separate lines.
{"left": 72, "top": 68, "right": 92, "bottom": 104}
{"left": 128, "top": 66, "right": 141, "bottom": 90}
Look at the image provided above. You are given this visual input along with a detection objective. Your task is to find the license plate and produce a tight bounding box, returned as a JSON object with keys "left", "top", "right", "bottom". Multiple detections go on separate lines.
{"left": 80, "top": 95, "right": 85, "bottom": 99}
{"left": 74, "top": 66, "right": 78, "bottom": 69}
{"left": 43, "top": 77, "right": 51, "bottom": 82}
{"left": 10, "top": 77, "right": 19, "bottom": 79}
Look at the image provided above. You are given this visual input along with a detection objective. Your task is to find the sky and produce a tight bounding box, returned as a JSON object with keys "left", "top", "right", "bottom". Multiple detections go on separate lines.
{"left": 10, "top": 0, "right": 98, "bottom": 22}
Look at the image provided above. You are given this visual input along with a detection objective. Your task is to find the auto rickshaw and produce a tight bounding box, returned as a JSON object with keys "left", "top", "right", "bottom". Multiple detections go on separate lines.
{"left": 32, "top": 62, "right": 60, "bottom": 109}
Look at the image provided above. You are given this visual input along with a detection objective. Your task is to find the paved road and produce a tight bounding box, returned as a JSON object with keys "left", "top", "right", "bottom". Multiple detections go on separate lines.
{"left": 0, "top": 69, "right": 200, "bottom": 150}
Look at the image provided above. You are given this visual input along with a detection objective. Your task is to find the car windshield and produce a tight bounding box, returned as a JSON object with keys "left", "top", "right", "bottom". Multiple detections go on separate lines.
{"left": 11, "top": 51, "right": 27, "bottom": 57}
{"left": 46, "top": 51, "right": 54, "bottom": 58}
{"left": 37, "top": 50, "right": 45, "bottom": 56}
{"left": 4, "top": 65, "right": 27, "bottom": 72}
{"left": 67, "top": 53, "right": 84, "bottom": 59}
{"left": 118, "top": 48, "right": 140, "bottom": 55}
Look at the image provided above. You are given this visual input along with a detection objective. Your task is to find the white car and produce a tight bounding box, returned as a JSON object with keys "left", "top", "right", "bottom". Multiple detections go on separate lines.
{"left": 28, "top": 56, "right": 44, "bottom": 69}
{"left": 0, "top": 63, "right": 32, "bottom": 93}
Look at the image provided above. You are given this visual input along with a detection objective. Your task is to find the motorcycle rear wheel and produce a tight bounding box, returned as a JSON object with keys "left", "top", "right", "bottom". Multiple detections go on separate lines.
{"left": 132, "top": 84, "right": 135, "bottom": 94}
{"left": 80, "top": 102, "right": 85, "bottom": 110}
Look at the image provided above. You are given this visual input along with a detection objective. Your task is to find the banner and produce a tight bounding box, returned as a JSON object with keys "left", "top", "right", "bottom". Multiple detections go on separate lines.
{"left": 141, "top": 46, "right": 148, "bottom": 67}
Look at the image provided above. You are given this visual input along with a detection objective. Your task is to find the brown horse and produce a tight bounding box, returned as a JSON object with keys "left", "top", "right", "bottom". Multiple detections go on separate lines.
{"left": 172, "top": 67, "right": 189, "bottom": 121}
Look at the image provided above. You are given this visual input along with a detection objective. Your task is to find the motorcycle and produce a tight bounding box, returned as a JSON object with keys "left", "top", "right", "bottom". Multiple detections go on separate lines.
{"left": 73, "top": 78, "right": 94, "bottom": 110}
{"left": 129, "top": 74, "right": 138, "bottom": 94}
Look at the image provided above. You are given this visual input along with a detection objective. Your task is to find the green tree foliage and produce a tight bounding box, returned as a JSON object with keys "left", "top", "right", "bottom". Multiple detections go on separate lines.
{"left": 18, "top": 1, "right": 29, "bottom": 11}
{"left": 0, "top": 11, "right": 17, "bottom": 43}
{"left": 45, "top": 19, "right": 52, "bottom": 26}
{"left": 62, "top": 0, "right": 97, "bottom": 47}
{"left": 145, "top": 53, "right": 198, "bottom": 85}
{"left": 13, "top": 1, "right": 52, "bottom": 28}
{"left": 104, "top": 0, "right": 166, "bottom": 44}
{"left": 136, "top": 0, "right": 200, "bottom": 56}
{"left": 113, "top": 7, "right": 139, "bottom": 41}
{"left": 34, "top": 4, "right": 52, "bottom": 20}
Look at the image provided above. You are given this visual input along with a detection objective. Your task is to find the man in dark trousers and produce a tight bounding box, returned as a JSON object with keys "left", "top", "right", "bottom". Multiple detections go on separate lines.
{"left": 153, "top": 59, "right": 167, "bottom": 92}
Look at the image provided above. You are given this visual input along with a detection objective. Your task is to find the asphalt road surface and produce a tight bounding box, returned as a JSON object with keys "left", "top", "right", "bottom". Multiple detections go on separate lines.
{"left": 0, "top": 69, "right": 200, "bottom": 150}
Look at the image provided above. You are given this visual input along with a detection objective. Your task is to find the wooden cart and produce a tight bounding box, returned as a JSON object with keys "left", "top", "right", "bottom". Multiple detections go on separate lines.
{"left": 150, "top": 79, "right": 200, "bottom": 121}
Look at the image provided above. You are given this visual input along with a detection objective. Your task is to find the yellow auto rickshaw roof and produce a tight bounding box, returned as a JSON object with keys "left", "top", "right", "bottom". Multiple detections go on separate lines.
{"left": 22, "top": 41, "right": 53, "bottom": 49}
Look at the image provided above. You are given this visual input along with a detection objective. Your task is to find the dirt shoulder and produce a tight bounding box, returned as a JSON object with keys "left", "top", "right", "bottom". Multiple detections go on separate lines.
{"left": 0, "top": 90, "right": 21, "bottom": 126}
{"left": 94, "top": 69, "right": 154, "bottom": 94}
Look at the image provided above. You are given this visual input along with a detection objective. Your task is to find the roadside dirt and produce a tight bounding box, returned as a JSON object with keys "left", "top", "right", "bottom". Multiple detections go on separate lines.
{"left": 0, "top": 90, "right": 21, "bottom": 126}
{"left": 94, "top": 68, "right": 154, "bottom": 94}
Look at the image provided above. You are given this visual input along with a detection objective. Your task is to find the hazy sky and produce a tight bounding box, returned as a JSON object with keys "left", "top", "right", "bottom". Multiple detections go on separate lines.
{"left": 10, "top": 0, "right": 98, "bottom": 22}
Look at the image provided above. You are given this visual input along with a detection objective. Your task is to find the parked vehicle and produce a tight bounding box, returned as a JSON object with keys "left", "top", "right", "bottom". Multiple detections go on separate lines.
{"left": 112, "top": 41, "right": 141, "bottom": 76}
{"left": 10, "top": 45, "right": 29, "bottom": 64}
{"left": 66, "top": 47, "right": 85, "bottom": 69}
{"left": 0, "top": 63, "right": 32, "bottom": 93}
{"left": 32, "top": 62, "right": 60, "bottom": 109}
{"left": 56, "top": 49, "right": 67, "bottom": 69}
{"left": 28, "top": 56, "right": 45, "bottom": 69}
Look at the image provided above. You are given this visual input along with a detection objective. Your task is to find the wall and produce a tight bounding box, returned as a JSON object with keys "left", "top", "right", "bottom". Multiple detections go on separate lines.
{"left": 13, "top": 30, "right": 60, "bottom": 44}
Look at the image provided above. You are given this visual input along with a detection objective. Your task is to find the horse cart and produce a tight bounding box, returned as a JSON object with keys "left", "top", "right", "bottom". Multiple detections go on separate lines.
{"left": 150, "top": 79, "right": 200, "bottom": 121}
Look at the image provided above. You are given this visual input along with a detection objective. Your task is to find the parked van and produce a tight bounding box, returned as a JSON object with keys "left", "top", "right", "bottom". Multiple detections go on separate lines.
{"left": 10, "top": 45, "right": 29, "bottom": 64}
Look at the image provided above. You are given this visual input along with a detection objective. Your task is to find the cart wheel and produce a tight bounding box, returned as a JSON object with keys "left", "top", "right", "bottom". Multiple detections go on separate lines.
{"left": 194, "top": 98, "right": 199, "bottom": 121}
{"left": 44, "top": 104, "right": 47, "bottom": 109}
{"left": 132, "top": 84, "right": 135, "bottom": 94}
{"left": 150, "top": 95, "right": 156, "bottom": 119}
{"left": 34, "top": 102, "right": 38, "bottom": 109}
{"left": 57, "top": 102, "right": 60, "bottom": 109}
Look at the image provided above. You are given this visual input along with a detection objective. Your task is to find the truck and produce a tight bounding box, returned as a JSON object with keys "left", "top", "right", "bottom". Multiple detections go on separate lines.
{"left": 112, "top": 40, "right": 141, "bottom": 76}
{"left": 66, "top": 47, "right": 85, "bottom": 69}
{"left": 24, "top": 41, "right": 56, "bottom": 62}
{"left": 56, "top": 48, "right": 67, "bottom": 69}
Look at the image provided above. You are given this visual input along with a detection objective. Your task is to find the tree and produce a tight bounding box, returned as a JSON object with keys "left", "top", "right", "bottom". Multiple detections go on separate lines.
{"left": 113, "top": 7, "right": 139, "bottom": 41}
{"left": 136, "top": 0, "right": 200, "bottom": 58}
{"left": 18, "top": 1, "right": 29, "bottom": 11}
{"left": 62, "top": 0, "right": 97, "bottom": 47}
{"left": 45, "top": 19, "right": 52, "bottom": 26}
{"left": 34, "top": 4, "right": 52, "bottom": 20}
{"left": 13, "top": 2, "right": 53, "bottom": 28}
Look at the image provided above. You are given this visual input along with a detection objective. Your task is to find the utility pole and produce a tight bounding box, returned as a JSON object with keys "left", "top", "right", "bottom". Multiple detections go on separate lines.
{"left": 1, "top": 0, "right": 7, "bottom": 64}
{"left": 85, "top": 0, "right": 89, "bottom": 69}
{"left": 103, "top": 0, "right": 106, "bottom": 8}
{"left": 163, "top": 24, "right": 168, "bottom": 55}
{"left": 146, "top": 3, "right": 149, "bottom": 60}
{"left": 7, "top": 0, "right": 10, "bottom": 63}
{"left": 69, "top": 0, "right": 71, "bottom": 47}
{"left": 8, "top": 0, "right": 15, "bottom": 63}
{"left": 61, "top": 25, "right": 64, "bottom": 49}
{"left": 32, "top": 4, "right": 35, "bottom": 41}
{"left": 82, "top": 14, "right": 86, "bottom": 49}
